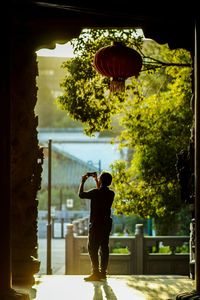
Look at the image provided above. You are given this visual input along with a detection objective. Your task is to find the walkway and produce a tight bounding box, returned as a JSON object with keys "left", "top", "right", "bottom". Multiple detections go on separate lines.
{"left": 16, "top": 239, "right": 196, "bottom": 299}
{"left": 14, "top": 275, "right": 195, "bottom": 300}
{"left": 37, "top": 238, "right": 66, "bottom": 275}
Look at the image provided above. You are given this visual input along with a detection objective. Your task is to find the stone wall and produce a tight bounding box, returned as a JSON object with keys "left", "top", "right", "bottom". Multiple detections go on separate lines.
{"left": 11, "top": 38, "right": 43, "bottom": 285}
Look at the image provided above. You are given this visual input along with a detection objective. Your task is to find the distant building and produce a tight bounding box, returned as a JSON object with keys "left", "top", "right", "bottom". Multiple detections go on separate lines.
{"left": 36, "top": 57, "right": 127, "bottom": 188}
{"left": 38, "top": 128, "right": 127, "bottom": 189}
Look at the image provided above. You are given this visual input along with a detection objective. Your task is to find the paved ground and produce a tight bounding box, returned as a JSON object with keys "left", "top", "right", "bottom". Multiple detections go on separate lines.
{"left": 14, "top": 239, "right": 196, "bottom": 300}
{"left": 37, "top": 238, "right": 65, "bottom": 275}
{"left": 14, "top": 275, "right": 196, "bottom": 300}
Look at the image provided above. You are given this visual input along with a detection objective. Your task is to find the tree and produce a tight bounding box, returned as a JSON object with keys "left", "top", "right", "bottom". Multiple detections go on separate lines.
{"left": 35, "top": 56, "right": 82, "bottom": 128}
{"left": 109, "top": 44, "right": 193, "bottom": 234}
{"left": 57, "top": 29, "right": 193, "bottom": 234}
{"left": 57, "top": 29, "right": 143, "bottom": 135}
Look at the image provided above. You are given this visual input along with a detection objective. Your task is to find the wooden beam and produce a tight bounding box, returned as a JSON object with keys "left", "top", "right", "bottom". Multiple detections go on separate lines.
{"left": 195, "top": 17, "right": 200, "bottom": 292}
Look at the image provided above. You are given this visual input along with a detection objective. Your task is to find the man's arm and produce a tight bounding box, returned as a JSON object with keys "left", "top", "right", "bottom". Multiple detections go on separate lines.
{"left": 78, "top": 174, "right": 98, "bottom": 199}
{"left": 78, "top": 175, "right": 87, "bottom": 198}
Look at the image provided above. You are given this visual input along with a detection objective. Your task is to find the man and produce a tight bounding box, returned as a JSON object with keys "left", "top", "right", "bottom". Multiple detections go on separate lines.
{"left": 78, "top": 171, "right": 115, "bottom": 281}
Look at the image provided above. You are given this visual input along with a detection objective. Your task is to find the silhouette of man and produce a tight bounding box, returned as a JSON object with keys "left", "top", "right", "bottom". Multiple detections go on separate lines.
{"left": 78, "top": 171, "right": 115, "bottom": 281}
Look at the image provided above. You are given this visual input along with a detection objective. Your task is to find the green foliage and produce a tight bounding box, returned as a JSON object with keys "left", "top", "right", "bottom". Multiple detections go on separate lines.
{"left": 110, "top": 241, "right": 130, "bottom": 254}
{"left": 176, "top": 243, "right": 189, "bottom": 253}
{"left": 57, "top": 28, "right": 193, "bottom": 234}
{"left": 111, "top": 247, "right": 130, "bottom": 254}
{"left": 57, "top": 29, "right": 142, "bottom": 135}
{"left": 152, "top": 246, "right": 171, "bottom": 254}
{"left": 109, "top": 49, "right": 192, "bottom": 234}
{"left": 151, "top": 244, "right": 189, "bottom": 254}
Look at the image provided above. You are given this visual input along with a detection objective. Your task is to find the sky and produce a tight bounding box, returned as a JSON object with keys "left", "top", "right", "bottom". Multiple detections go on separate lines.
{"left": 38, "top": 130, "right": 125, "bottom": 171}
{"left": 36, "top": 42, "right": 75, "bottom": 58}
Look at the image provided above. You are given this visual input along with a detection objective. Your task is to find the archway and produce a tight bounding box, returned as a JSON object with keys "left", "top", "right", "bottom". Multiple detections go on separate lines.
{"left": 2, "top": 2, "right": 198, "bottom": 299}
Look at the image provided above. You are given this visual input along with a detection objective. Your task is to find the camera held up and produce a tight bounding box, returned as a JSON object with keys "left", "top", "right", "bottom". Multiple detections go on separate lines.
{"left": 86, "top": 172, "right": 97, "bottom": 177}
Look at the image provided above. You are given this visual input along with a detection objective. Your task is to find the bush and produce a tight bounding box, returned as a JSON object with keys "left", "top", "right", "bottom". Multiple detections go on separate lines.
{"left": 111, "top": 247, "right": 130, "bottom": 254}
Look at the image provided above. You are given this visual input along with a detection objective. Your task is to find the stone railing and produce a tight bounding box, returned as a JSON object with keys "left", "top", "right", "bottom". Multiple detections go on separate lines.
{"left": 72, "top": 217, "right": 90, "bottom": 236}
{"left": 65, "top": 223, "right": 189, "bottom": 276}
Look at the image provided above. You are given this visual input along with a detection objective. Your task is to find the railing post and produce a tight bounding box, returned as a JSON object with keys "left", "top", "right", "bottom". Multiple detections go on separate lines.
{"left": 78, "top": 219, "right": 84, "bottom": 235}
{"left": 189, "top": 219, "right": 195, "bottom": 279}
{"left": 135, "top": 224, "right": 144, "bottom": 274}
{"left": 72, "top": 220, "right": 79, "bottom": 235}
{"left": 83, "top": 217, "right": 89, "bottom": 235}
{"left": 65, "top": 224, "right": 74, "bottom": 274}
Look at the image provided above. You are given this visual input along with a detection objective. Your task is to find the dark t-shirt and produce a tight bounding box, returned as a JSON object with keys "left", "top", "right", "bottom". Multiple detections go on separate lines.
{"left": 79, "top": 186, "right": 115, "bottom": 227}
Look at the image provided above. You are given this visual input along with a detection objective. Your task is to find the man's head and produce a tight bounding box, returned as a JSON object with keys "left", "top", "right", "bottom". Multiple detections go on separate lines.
{"left": 99, "top": 172, "right": 112, "bottom": 187}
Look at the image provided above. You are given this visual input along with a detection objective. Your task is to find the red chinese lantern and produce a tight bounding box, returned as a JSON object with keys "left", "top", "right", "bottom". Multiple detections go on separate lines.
{"left": 93, "top": 42, "right": 143, "bottom": 92}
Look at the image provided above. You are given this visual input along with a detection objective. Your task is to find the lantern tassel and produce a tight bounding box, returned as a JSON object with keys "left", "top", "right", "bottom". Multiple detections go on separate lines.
{"left": 110, "top": 78, "right": 125, "bottom": 93}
